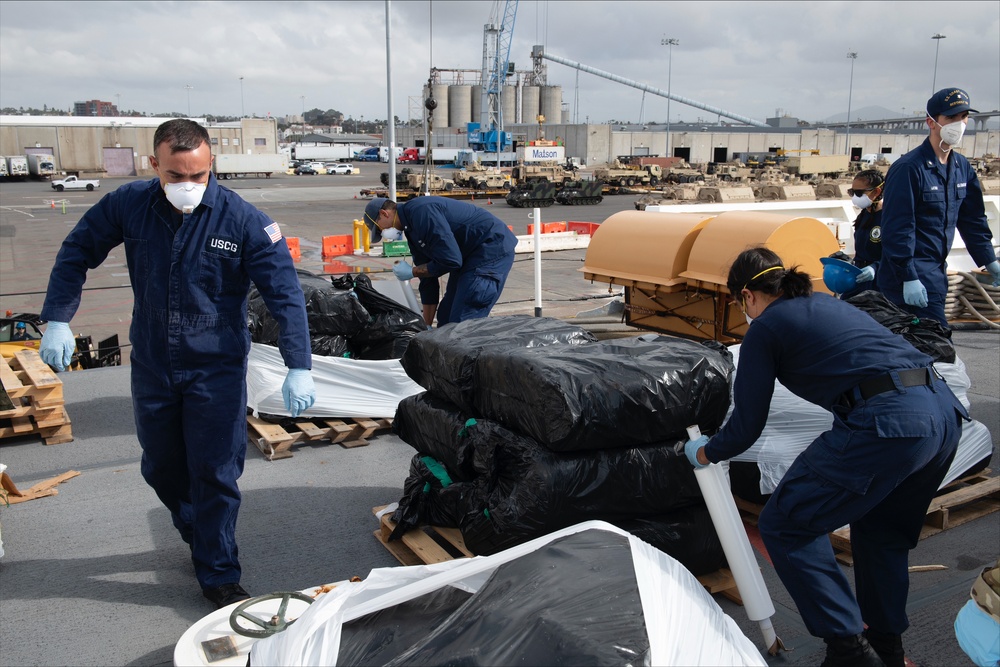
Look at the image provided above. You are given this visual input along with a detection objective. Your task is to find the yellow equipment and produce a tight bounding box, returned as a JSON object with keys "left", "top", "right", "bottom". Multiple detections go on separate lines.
{"left": 581, "top": 210, "right": 840, "bottom": 342}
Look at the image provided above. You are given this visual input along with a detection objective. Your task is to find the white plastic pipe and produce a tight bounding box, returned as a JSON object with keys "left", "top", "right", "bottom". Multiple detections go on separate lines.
{"left": 533, "top": 207, "right": 542, "bottom": 317}
{"left": 687, "top": 426, "right": 779, "bottom": 653}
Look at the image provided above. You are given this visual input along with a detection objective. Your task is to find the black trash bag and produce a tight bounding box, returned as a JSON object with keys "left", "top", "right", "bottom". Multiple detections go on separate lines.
{"left": 338, "top": 586, "right": 474, "bottom": 667}
{"left": 389, "top": 454, "right": 479, "bottom": 540}
{"left": 379, "top": 531, "right": 651, "bottom": 666}
{"left": 399, "top": 315, "right": 597, "bottom": 412}
{"left": 457, "top": 419, "right": 703, "bottom": 556}
{"left": 614, "top": 504, "right": 727, "bottom": 576}
{"left": 334, "top": 274, "right": 428, "bottom": 360}
{"left": 392, "top": 392, "right": 480, "bottom": 482}
{"left": 846, "top": 290, "right": 955, "bottom": 363}
{"left": 472, "top": 335, "right": 734, "bottom": 452}
{"left": 308, "top": 333, "right": 352, "bottom": 358}
{"left": 247, "top": 269, "right": 371, "bottom": 347}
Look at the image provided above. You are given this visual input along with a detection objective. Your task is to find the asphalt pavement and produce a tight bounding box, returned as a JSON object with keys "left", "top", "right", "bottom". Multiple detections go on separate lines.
{"left": 0, "top": 168, "right": 997, "bottom": 666}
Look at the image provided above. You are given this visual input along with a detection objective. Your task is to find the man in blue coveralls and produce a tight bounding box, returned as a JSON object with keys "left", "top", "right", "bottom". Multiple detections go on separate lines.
{"left": 39, "top": 119, "right": 316, "bottom": 609}
{"left": 362, "top": 196, "right": 517, "bottom": 327}
{"left": 877, "top": 87, "right": 1000, "bottom": 325}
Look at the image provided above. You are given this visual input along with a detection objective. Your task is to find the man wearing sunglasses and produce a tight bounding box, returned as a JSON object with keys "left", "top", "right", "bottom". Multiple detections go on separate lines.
{"left": 877, "top": 87, "right": 1000, "bottom": 325}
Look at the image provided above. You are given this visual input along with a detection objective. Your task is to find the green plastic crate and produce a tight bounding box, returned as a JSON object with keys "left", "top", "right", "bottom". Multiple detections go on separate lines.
{"left": 382, "top": 240, "right": 411, "bottom": 257}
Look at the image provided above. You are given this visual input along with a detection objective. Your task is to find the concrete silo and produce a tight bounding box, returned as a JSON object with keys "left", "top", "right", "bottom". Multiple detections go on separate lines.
{"left": 501, "top": 85, "right": 517, "bottom": 125}
{"left": 427, "top": 84, "right": 449, "bottom": 128}
{"left": 448, "top": 85, "right": 473, "bottom": 129}
{"left": 471, "top": 85, "right": 484, "bottom": 126}
{"left": 541, "top": 85, "right": 562, "bottom": 124}
{"left": 521, "top": 85, "right": 540, "bottom": 124}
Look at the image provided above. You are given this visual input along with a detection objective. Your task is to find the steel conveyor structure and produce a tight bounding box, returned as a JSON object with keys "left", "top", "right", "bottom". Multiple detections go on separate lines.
{"left": 532, "top": 46, "right": 770, "bottom": 128}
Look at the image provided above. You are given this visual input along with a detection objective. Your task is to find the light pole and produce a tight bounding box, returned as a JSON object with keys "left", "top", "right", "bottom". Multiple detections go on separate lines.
{"left": 184, "top": 84, "right": 193, "bottom": 116}
{"left": 931, "top": 33, "right": 946, "bottom": 92}
{"left": 845, "top": 51, "right": 857, "bottom": 158}
{"left": 661, "top": 38, "right": 678, "bottom": 158}
{"left": 300, "top": 95, "right": 305, "bottom": 120}
{"left": 239, "top": 76, "right": 245, "bottom": 118}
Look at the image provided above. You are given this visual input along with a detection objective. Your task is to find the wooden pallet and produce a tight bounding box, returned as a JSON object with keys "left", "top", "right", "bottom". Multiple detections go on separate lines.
{"left": 247, "top": 413, "right": 393, "bottom": 460}
{"left": 0, "top": 350, "right": 73, "bottom": 445}
{"left": 371, "top": 505, "right": 743, "bottom": 604}
{"left": 735, "top": 469, "right": 1000, "bottom": 566}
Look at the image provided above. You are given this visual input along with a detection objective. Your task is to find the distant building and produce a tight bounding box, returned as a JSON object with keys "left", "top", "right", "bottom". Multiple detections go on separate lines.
{"left": 766, "top": 115, "right": 801, "bottom": 128}
{"left": 73, "top": 100, "right": 119, "bottom": 117}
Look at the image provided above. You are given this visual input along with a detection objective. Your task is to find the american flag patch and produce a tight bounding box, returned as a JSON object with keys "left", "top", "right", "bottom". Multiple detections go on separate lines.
{"left": 264, "top": 221, "right": 282, "bottom": 244}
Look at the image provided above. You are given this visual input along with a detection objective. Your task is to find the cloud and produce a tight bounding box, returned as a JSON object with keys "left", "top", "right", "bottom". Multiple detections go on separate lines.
{"left": 1, "top": 0, "right": 996, "bottom": 123}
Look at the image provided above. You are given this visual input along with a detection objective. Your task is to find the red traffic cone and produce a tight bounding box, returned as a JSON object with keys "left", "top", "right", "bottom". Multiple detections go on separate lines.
{"left": 487, "top": 197, "right": 492, "bottom": 205}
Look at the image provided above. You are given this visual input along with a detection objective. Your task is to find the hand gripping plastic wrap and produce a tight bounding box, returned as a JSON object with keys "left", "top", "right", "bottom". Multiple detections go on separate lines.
{"left": 846, "top": 289, "right": 956, "bottom": 363}
{"left": 248, "top": 522, "right": 766, "bottom": 667}
{"left": 471, "top": 335, "right": 734, "bottom": 452}
{"left": 399, "top": 315, "right": 597, "bottom": 412}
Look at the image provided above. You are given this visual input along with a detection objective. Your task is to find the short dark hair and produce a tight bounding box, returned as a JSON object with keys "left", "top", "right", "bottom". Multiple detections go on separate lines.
{"left": 854, "top": 169, "right": 884, "bottom": 189}
{"left": 727, "top": 246, "right": 813, "bottom": 300}
{"left": 381, "top": 199, "right": 397, "bottom": 214}
{"left": 153, "top": 119, "right": 210, "bottom": 155}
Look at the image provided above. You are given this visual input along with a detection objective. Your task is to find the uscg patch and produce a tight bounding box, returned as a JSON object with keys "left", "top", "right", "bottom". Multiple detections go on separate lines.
{"left": 869, "top": 226, "right": 881, "bottom": 244}
{"left": 206, "top": 236, "right": 240, "bottom": 255}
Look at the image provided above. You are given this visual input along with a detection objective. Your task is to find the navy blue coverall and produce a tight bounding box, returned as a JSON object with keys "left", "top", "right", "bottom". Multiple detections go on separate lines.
{"left": 397, "top": 197, "right": 517, "bottom": 325}
{"left": 705, "top": 293, "right": 965, "bottom": 639}
{"left": 840, "top": 207, "right": 882, "bottom": 301}
{"left": 877, "top": 138, "right": 997, "bottom": 324}
{"left": 41, "top": 176, "right": 311, "bottom": 590}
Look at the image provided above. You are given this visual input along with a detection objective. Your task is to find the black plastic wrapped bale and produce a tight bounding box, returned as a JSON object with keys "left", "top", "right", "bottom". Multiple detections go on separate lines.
{"left": 399, "top": 315, "right": 597, "bottom": 412}
{"left": 472, "top": 335, "right": 734, "bottom": 452}
{"left": 333, "top": 274, "right": 428, "bottom": 360}
{"left": 614, "top": 504, "right": 727, "bottom": 576}
{"left": 371, "top": 531, "right": 650, "bottom": 666}
{"left": 846, "top": 290, "right": 955, "bottom": 363}
{"left": 390, "top": 454, "right": 478, "bottom": 539}
{"left": 456, "top": 419, "right": 704, "bottom": 556}
{"left": 393, "top": 392, "right": 479, "bottom": 482}
{"left": 248, "top": 270, "right": 371, "bottom": 353}
{"left": 337, "top": 586, "right": 474, "bottom": 666}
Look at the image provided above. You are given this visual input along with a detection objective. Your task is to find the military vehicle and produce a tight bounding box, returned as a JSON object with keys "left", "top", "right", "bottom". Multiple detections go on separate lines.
{"left": 452, "top": 164, "right": 511, "bottom": 190}
{"left": 510, "top": 161, "right": 573, "bottom": 186}
{"left": 593, "top": 159, "right": 663, "bottom": 187}
{"left": 506, "top": 180, "right": 558, "bottom": 207}
{"left": 555, "top": 180, "right": 604, "bottom": 205}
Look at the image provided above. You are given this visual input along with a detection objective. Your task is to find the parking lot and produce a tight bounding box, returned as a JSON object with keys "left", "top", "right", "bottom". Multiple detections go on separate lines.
{"left": 0, "top": 166, "right": 631, "bottom": 358}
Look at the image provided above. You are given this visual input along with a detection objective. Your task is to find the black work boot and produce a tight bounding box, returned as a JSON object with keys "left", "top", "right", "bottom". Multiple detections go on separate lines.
{"left": 864, "top": 628, "right": 905, "bottom": 667}
{"left": 820, "top": 634, "right": 885, "bottom": 667}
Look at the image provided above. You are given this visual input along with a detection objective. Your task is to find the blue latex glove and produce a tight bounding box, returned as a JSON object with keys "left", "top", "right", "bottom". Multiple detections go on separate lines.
{"left": 281, "top": 368, "right": 316, "bottom": 417}
{"left": 856, "top": 265, "right": 875, "bottom": 283}
{"left": 393, "top": 261, "right": 414, "bottom": 281}
{"left": 684, "top": 435, "right": 710, "bottom": 469}
{"left": 986, "top": 260, "right": 1000, "bottom": 288}
{"left": 39, "top": 321, "right": 75, "bottom": 371}
{"left": 903, "top": 279, "right": 928, "bottom": 308}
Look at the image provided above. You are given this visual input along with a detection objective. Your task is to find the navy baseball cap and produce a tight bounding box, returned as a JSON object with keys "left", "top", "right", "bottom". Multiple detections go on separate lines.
{"left": 927, "top": 88, "right": 978, "bottom": 118}
{"left": 362, "top": 197, "right": 387, "bottom": 244}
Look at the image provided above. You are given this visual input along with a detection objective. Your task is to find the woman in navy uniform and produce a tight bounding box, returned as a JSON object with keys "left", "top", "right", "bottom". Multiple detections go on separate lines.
{"left": 840, "top": 169, "right": 885, "bottom": 300}
{"left": 685, "top": 247, "right": 965, "bottom": 667}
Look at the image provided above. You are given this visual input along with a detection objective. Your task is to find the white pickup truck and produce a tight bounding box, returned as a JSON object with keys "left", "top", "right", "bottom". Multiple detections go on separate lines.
{"left": 51, "top": 175, "right": 100, "bottom": 192}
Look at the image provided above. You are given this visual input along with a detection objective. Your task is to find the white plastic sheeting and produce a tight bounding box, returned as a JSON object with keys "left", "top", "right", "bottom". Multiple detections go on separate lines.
{"left": 726, "top": 345, "right": 992, "bottom": 494}
{"left": 245, "top": 343, "right": 423, "bottom": 419}
{"left": 249, "top": 521, "right": 767, "bottom": 667}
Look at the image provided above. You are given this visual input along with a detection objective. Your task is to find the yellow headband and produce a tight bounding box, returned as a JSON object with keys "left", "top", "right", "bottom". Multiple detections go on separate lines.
{"left": 743, "top": 265, "right": 784, "bottom": 292}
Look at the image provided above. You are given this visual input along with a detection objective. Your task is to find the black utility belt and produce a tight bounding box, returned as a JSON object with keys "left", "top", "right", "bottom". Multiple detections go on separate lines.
{"left": 842, "top": 367, "right": 937, "bottom": 409}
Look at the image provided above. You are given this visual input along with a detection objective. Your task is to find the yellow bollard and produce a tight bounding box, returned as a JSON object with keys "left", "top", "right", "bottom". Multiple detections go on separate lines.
{"left": 352, "top": 219, "right": 370, "bottom": 254}
{"left": 61, "top": 200, "right": 66, "bottom": 214}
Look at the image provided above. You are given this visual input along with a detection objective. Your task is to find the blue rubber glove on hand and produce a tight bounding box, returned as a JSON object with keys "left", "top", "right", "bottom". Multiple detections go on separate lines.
{"left": 986, "top": 260, "right": 1000, "bottom": 288}
{"left": 39, "top": 321, "right": 75, "bottom": 371}
{"left": 684, "top": 435, "right": 710, "bottom": 469}
{"left": 902, "top": 279, "right": 928, "bottom": 308}
{"left": 856, "top": 265, "right": 875, "bottom": 283}
{"left": 393, "top": 261, "right": 414, "bottom": 281}
{"left": 282, "top": 368, "right": 316, "bottom": 417}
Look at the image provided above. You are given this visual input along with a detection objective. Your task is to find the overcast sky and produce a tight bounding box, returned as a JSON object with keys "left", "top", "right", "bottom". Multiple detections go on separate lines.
{"left": 1, "top": 1, "right": 997, "bottom": 125}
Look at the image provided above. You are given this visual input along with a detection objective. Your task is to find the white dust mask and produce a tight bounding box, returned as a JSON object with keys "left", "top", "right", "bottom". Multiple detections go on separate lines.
{"left": 164, "top": 182, "right": 206, "bottom": 213}
{"left": 851, "top": 194, "right": 873, "bottom": 209}
{"left": 381, "top": 226, "right": 403, "bottom": 242}
{"left": 933, "top": 117, "right": 966, "bottom": 150}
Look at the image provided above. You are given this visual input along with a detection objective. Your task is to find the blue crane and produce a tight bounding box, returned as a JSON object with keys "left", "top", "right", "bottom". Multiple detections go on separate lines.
{"left": 469, "top": 0, "right": 518, "bottom": 155}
